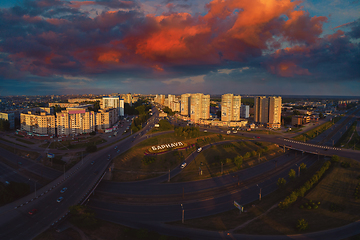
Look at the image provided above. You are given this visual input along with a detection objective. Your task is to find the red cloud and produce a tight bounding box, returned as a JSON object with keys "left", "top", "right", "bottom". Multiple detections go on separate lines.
{"left": 1, "top": 0, "right": 331, "bottom": 77}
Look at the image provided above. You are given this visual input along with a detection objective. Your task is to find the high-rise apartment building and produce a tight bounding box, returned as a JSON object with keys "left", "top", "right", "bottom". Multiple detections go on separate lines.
{"left": 123, "top": 93, "right": 132, "bottom": 106}
{"left": 20, "top": 111, "right": 56, "bottom": 135}
{"left": 102, "top": 96, "right": 124, "bottom": 117}
{"left": 56, "top": 108, "right": 96, "bottom": 136}
{"left": 181, "top": 93, "right": 191, "bottom": 116}
{"left": 221, "top": 94, "right": 241, "bottom": 122}
{"left": 240, "top": 105, "right": 250, "bottom": 119}
{"left": 190, "top": 93, "right": 210, "bottom": 123}
{"left": 254, "top": 96, "right": 282, "bottom": 128}
{"left": 96, "top": 108, "right": 119, "bottom": 130}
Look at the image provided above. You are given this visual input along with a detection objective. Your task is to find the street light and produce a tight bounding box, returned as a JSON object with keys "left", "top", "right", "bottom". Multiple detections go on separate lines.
{"left": 295, "top": 164, "right": 300, "bottom": 177}
{"left": 256, "top": 184, "right": 262, "bottom": 201}
{"left": 181, "top": 204, "right": 184, "bottom": 224}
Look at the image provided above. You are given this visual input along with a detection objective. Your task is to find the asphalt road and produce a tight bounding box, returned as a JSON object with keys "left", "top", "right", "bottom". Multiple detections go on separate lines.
{"left": 0, "top": 105, "right": 359, "bottom": 240}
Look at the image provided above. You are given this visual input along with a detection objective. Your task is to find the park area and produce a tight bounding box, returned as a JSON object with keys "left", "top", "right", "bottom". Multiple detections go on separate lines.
{"left": 111, "top": 130, "right": 248, "bottom": 182}
{"left": 170, "top": 156, "right": 360, "bottom": 236}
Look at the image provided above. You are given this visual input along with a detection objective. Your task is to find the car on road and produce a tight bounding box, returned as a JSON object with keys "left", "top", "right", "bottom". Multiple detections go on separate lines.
{"left": 233, "top": 131, "right": 237, "bottom": 134}
{"left": 57, "top": 197, "right": 64, "bottom": 203}
{"left": 18, "top": 162, "right": 22, "bottom": 165}
{"left": 180, "top": 162, "right": 187, "bottom": 169}
{"left": 91, "top": 161, "right": 94, "bottom": 165}
{"left": 197, "top": 147, "right": 202, "bottom": 152}
{"left": 28, "top": 209, "right": 38, "bottom": 215}
{"left": 114, "top": 146, "right": 118, "bottom": 149}
{"left": 5, "top": 181, "right": 10, "bottom": 185}
{"left": 60, "top": 187, "right": 67, "bottom": 193}
{"left": 204, "top": 130, "right": 207, "bottom": 133}
{"left": 256, "top": 136, "right": 260, "bottom": 139}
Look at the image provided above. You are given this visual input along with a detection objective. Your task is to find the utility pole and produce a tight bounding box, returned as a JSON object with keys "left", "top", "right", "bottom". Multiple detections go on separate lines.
{"left": 296, "top": 164, "right": 300, "bottom": 177}
{"left": 257, "top": 184, "right": 262, "bottom": 201}
{"left": 181, "top": 204, "right": 184, "bottom": 224}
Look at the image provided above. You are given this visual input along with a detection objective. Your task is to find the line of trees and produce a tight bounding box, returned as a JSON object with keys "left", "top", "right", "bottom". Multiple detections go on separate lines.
{"left": 278, "top": 161, "right": 331, "bottom": 209}
{"left": 174, "top": 126, "right": 200, "bottom": 138}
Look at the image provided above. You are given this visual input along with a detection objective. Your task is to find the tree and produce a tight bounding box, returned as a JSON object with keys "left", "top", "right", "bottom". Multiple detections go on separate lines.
{"left": 277, "top": 178, "right": 287, "bottom": 188}
{"left": 300, "top": 163, "right": 307, "bottom": 171}
{"left": 233, "top": 155, "right": 243, "bottom": 169}
{"left": 296, "top": 218, "right": 309, "bottom": 231}
{"left": 289, "top": 169, "right": 296, "bottom": 179}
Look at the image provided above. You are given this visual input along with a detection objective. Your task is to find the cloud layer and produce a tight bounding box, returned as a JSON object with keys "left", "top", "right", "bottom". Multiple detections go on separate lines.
{"left": 0, "top": 0, "right": 359, "bottom": 95}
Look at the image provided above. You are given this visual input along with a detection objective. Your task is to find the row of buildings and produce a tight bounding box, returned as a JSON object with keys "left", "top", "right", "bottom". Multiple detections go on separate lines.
{"left": 19, "top": 96, "right": 125, "bottom": 137}
{"left": 155, "top": 93, "right": 281, "bottom": 128}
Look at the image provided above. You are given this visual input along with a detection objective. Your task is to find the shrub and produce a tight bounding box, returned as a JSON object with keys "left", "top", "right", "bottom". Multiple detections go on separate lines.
{"left": 331, "top": 155, "right": 340, "bottom": 163}
{"left": 277, "top": 178, "right": 287, "bottom": 188}
{"left": 288, "top": 169, "right": 296, "bottom": 179}
{"left": 233, "top": 155, "right": 243, "bottom": 169}
{"left": 300, "top": 205, "right": 304, "bottom": 209}
{"left": 142, "top": 156, "right": 156, "bottom": 165}
{"left": 307, "top": 206, "right": 312, "bottom": 210}
{"left": 296, "top": 219, "right": 308, "bottom": 231}
{"left": 300, "top": 163, "right": 307, "bottom": 171}
{"left": 244, "top": 152, "right": 251, "bottom": 159}
{"left": 313, "top": 205, "right": 318, "bottom": 209}
{"left": 341, "top": 162, "right": 351, "bottom": 168}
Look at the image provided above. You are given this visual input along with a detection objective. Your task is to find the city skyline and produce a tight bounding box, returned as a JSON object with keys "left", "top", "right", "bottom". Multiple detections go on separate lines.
{"left": 0, "top": 0, "right": 359, "bottom": 96}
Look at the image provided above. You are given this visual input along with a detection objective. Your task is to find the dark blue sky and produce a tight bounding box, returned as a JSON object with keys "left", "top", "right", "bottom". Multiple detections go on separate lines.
{"left": 0, "top": 0, "right": 359, "bottom": 96}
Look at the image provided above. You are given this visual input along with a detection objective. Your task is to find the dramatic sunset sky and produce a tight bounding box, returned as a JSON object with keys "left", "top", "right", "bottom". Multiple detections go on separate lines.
{"left": 0, "top": 0, "right": 359, "bottom": 96}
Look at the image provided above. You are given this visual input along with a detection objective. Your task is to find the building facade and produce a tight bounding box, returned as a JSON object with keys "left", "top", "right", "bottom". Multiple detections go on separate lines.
{"left": 20, "top": 111, "right": 56, "bottom": 135}
{"left": 180, "top": 93, "right": 191, "bottom": 116}
{"left": 254, "top": 96, "right": 282, "bottom": 128}
{"left": 102, "top": 96, "right": 124, "bottom": 117}
{"left": 240, "top": 105, "right": 250, "bottom": 118}
{"left": 190, "top": 93, "right": 210, "bottom": 123}
{"left": 96, "top": 108, "right": 119, "bottom": 130}
{"left": 0, "top": 112, "right": 15, "bottom": 129}
{"left": 221, "top": 94, "right": 241, "bottom": 122}
{"left": 56, "top": 108, "right": 96, "bottom": 136}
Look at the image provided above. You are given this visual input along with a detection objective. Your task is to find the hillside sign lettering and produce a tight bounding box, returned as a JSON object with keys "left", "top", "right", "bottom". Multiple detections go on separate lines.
{"left": 151, "top": 142, "right": 184, "bottom": 151}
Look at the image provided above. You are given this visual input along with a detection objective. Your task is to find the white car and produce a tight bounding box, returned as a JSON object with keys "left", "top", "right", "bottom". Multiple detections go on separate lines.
{"left": 197, "top": 147, "right": 202, "bottom": 152}
{"left": 180, "top": 162, "right": 187, "bottom": 169}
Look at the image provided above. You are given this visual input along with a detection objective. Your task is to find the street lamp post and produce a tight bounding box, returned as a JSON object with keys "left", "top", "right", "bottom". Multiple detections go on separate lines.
{"left": 181, "top": 204, "right": 184, "bottom": 224}
{"left": 256, "top": 184, "right": 262, "bottom": 201}
{"left": 295, "top": 164, "right": 300, "bottom": 177}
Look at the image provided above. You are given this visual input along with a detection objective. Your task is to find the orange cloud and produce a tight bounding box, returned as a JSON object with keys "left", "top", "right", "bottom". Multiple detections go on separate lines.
{"left": 269, "top": 61, "right": 311, "bottom": 77}
{"left": 98, "top": 51, "right": 122, "bottom": 63}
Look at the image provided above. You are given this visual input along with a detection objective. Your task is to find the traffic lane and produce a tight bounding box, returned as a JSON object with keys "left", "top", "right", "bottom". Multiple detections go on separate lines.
{"left": 0, "top": 161, "right": 31, "bottom": 185}
{"left": 97, "top": 152, "right": 301, "bottom": 195}
{"left": 0, "top": 145, "right": 114, "bottom": 240}
{"left": 89, "top": 156, "right": 316, "bottom": 223}
{"left": 0, "top": 147, "right": 61, "bottom": 180}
